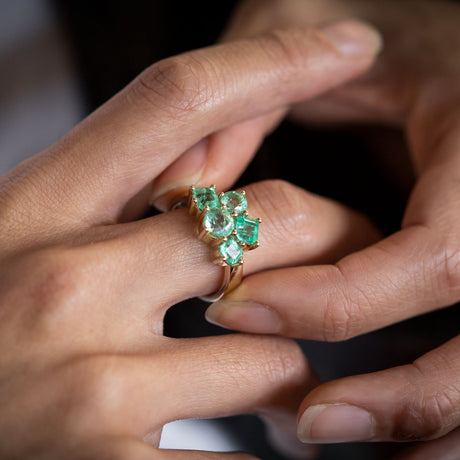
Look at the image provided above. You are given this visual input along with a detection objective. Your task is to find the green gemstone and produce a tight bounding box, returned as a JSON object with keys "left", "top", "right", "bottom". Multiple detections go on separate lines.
{"left": 235, "top": 216, "right": 259, "bottom": 245}
{"left": 192, "top": 187, "right": 220, "bottom": 211}
{"left": 219, "top": 237, "right": 243, "bottom": 265}
{"left": 220, "top": 191, "right": 248, "bottom": 215}
{"left": 203, "top": 208, "right": 234, "bottom": 238}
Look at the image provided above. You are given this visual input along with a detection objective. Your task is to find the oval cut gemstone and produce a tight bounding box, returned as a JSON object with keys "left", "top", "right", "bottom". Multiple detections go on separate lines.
{"left": 203, "top": 209, "right": 234, "bottom": 238}
{"left": 220, "top": 191, "right": 247, "bottom": 215}
{"left": 192, "top": 187, "right": 220, "bottom": 211}
{"left": 219, "top": 237, "right": 243, "bottom": 265}
{"left": 235, "top": 216, "right": 259, "bottom": 245}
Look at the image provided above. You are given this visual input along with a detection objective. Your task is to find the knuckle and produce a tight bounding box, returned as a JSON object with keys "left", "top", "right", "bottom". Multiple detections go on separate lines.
{"left": 252, "top": 336, "right": 307, "bottom": 388}
{"left": 440, "top": 241, "right": 460, "bottom": 301}
{"left": 322, "top": 292, "right": 354, "bottom": 342}
{"left": 258, "top": 28, "right": 303, "bottom": 72}
{"left": 23, "top": 248, "right": 97, "bottom": 317}
{"left": 249, "top": 180, "right": 315, "bottom": 245}
{"left": 132, "top": 55, "right": 215, "bottom": 115}
{"left": 393, "top": 365, "right": 460, "bottom": 441}
{"left": 63, "top": 355, "right": 126, "bottom": 427}
{"left": 214, "top": 335, "right": 307, "bottom": 391}
{"left": 258, "top": 26, "right": 334, "bottom": 73}
{"left": 321, "top": 264, "right": 374, "bottom": 342}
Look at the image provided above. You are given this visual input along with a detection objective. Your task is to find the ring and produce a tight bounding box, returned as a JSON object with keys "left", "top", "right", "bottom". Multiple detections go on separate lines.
{"left": 187, "top": 185, "right": 261, "bottom": 302}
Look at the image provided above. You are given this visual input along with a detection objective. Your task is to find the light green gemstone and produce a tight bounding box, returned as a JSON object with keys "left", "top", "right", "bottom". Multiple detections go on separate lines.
{"left": 203, "top": 208, "right": 234, "bottom": 238}
{"left": 220, "top": 191, "right": 247, "bottom": 215}
{"left": 192, "top": 187, "right": 220, "bottom": 211}
{"left": 235, "top": 216, "right": 259, "bottom": 245}
{"left": 219, "top": 237, "right": 243, "bottom": 265}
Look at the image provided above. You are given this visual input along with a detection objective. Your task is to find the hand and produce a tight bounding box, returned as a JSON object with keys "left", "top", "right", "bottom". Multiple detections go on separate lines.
{"left": 0, "top": 23, "right": 380, "bottom": 458}
{"left": 182, "top": 0, "right": 460, "bottom": 454}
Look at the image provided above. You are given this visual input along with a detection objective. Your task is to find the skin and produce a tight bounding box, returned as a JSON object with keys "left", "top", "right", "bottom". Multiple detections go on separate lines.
{"left": 0, "top": 20, "right": 382, "bottom": 458}
{"left": 152, "top": 0, "right": 460, "bottom": 457}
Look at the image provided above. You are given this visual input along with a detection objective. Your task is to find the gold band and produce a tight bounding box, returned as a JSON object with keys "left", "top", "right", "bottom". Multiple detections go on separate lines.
{"left": 187, "top": 185, "right": 261, "bottom": 302}
{"left": 199, "top": 264, "right": 243, "bottom": 302}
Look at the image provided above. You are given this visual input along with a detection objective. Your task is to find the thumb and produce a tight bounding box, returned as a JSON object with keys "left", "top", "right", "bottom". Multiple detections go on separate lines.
{"left": 297, "top": 336, "right": 460, "bottom": 444}
{"left": 149, "top": 20, "right": 382, "bottom": 211}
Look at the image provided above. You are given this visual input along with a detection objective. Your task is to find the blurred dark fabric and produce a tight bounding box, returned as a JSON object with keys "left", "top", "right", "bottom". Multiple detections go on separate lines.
{"left": 54, "top": 2, "right": 459, "bottom": 459}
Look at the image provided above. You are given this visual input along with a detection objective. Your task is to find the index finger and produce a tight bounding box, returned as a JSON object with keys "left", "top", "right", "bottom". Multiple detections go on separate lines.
{"left": 206, "top": 225, "right": 456, "bottom": 341}
{"left": 0, "top": 21, "right": 382, "bottom": 247}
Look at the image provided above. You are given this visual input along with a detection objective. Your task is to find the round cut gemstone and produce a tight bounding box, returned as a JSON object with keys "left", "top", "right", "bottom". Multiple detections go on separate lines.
{"left": 220, "top": 191, "right": 247, "bottom": 215}
{"left": 235, "top": 216, "right": 259, "bottom": 245}
{"left": 192, "top": 187, "right": 220, "bottom": 211}
{"left": 203, "top": 208, "right": 234, "bottom": 238}
{"left": 219, "top": 237, "right": 243, "bottom": 265}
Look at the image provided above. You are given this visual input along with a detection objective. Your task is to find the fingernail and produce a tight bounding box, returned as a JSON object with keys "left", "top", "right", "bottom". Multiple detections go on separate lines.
{"left": 150, "top": 138, "right": 208, "bottom": 209}
{"left": 321, "top": 20, "right": 383, "bottom": 57}
{"left": 205, "top": 301, "right": 280, "bottom": 334}
{"left": 298, "top": 404, "right": 375, "bottom": 443}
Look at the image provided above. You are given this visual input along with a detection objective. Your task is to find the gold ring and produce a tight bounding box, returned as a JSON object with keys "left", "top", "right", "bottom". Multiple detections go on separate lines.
{"left": 187, "top": 185, "right": 261, "bottom": 302}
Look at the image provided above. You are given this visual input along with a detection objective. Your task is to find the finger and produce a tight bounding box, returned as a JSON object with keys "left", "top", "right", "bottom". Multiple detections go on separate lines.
{"left": 222, "top": 0, "right": 440, "bottom": 126}
{"left": 64, "top": 335, "right": 317, "bottom": 442}
{"left": 90, "top": 181, "right": 380, "bottom": 339}
{"left": 204, "top": 226, "right": 444, "bottom": 339}
{"left": 394, "top": 427, "right": 460, "bottom": 460}
{"left": 296, "top": 335, "right": 460, "bottom": 444}
{"left": 204, "top": 109, "right": 460, "bottom": 340}
{"left": 19, "top": 180, "right": 379, "bottom": 357}
{"left": 0, "top": 21, "right": 382, "bottom": 245}
{"left": 150, "top": 19, "right": 385, "bottom": 211}
{"left": 150, "top": 109, "right": 284, "bottom": 212}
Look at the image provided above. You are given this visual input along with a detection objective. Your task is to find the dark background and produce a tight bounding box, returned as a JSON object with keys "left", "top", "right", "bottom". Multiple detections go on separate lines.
{"left": 53, "top": 2, "right": 459, "bottom": 459}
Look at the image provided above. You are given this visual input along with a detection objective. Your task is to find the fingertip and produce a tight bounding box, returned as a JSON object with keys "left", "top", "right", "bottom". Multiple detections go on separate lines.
{"left": 320, "top": 20, "right": 383, "bottom": 58}
{"left": 205, "top": 300, "right": 281, "bottom": 334}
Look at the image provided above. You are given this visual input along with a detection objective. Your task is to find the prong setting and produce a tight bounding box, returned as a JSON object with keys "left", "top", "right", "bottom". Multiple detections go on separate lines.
{"left": 189, "top": 185, "right": 259, "bottom": 267}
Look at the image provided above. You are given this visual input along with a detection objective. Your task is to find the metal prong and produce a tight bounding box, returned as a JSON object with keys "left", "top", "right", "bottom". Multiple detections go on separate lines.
{"left": 232, "top": 229, "right": 238, "bottom": 236}
{"left": 198, "top": 226, "right": 210, "bottom": 241}
{"left": 257, "top": 218, "right": 262, "bottom": 223}
{"left": 211, "top": 184, "right": 217, "bottom": 189}
{"left": 241, "top": 190, "right": 246, "bottom": 196}
{"left": 232, "top": 211, "right": 239, "bottom": 218}
{"left": 248, "top": 241, "right": 260, "bottom": 251}
{"left": 213, "top": 257, "right": 228, "bottom": 266}
{"left": 199, "top": 205, "right": 210, "bottom": 220}
{"left": 219, "top": 192, "right": 224, "bottom": 198}
{"left": 222, "top": 204, "right": 227, "bottom": 210}
{"left": 244, "top": 211, "right": 249, "bottom": 217}
{"left": 188, "top": 195, "right": 198, "bottom": 215}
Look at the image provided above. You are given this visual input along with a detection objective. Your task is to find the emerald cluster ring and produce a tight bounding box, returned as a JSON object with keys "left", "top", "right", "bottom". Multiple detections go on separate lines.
{"left": 188, "top": 185, "right": 261, "bottom": 302}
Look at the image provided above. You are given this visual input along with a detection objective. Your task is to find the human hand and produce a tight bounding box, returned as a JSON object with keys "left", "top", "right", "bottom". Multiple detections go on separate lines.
{"left": 0, "top": 23, "right": 381, "bottom": 458}
{"left": 190, "top": 0, "right": 460, "bottom": 454}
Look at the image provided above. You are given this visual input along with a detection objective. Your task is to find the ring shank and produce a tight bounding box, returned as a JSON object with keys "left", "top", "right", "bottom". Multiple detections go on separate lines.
{"left": 199, "top": 264, "right": 243, "bottom": 303}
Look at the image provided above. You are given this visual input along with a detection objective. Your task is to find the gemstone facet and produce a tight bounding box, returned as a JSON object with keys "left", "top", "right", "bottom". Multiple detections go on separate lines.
{"left": 203, "top": 209, "right": 235, "bottom": 238}
{"left": 192, "top": 187, "right": 220, "bottom": 211}
{"left": 220, "top": 191, "right": 248, "bottom": 215}
{"left": 235, "top": 216, "right": 259, "bottom": 245}
{"left": 219, "top": 237, "right": 243, "bottom": 265}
